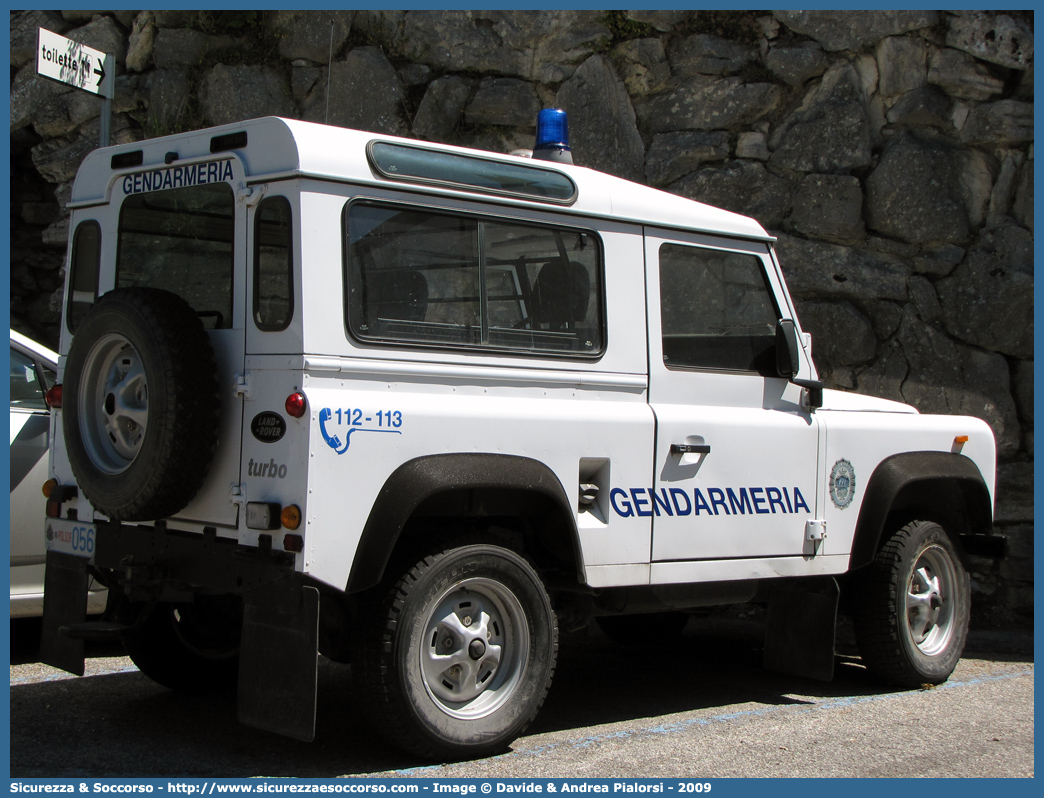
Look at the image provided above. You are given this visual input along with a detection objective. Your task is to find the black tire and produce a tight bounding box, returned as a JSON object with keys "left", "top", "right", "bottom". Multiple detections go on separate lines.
{"left": 63, "top": 288, "right": 220, "bottom": 521}
{"left": 120, "top": 596, "right": 242, "bottom": 694}
{"left": 596, "top": 612, "right": 688, "bottom": 645}
{"left": 356, "top": 544, "right": 558, "bottom": 761}
{"left": 852, "top": 519, "right": 970, "bottom": 687}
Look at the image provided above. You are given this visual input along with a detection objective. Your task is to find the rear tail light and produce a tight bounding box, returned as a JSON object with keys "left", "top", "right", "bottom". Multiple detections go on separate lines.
{"left": 45, "top": 384, "right": 63, "bottom": 409}
{"left": 283, "top": 534, "right": 304, "bottom": 553}
{"left": 285, "top": 392, "right": 306, "bottom": 418}
{"left": 281, "top": 505, "right": 302, "bottom": 530}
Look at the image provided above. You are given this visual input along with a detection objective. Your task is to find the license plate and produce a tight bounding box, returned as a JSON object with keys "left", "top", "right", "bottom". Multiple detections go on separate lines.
{"left": 44, "top": 518, "right": 97, "bottom": 559}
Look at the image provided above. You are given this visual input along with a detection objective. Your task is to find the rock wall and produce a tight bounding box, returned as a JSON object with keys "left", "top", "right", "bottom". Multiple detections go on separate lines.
{"left": 9, "top": 10, "right": 1033, "bottom": 627}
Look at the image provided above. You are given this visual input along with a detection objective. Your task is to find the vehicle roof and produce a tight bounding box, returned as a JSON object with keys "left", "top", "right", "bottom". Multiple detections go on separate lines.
{"left": 71, "top": 116, "right": 772, "bottom": 242}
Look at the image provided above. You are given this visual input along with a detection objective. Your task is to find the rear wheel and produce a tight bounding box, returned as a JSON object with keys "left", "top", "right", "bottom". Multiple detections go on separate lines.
{"left": 853, "top": 519, "right": 970, "bottom": 687}
{"left": 119, "top": 595, "right": 242, "bottom": 694}
{"left": 356, "top": 543, "right": 558, "bottom": 761}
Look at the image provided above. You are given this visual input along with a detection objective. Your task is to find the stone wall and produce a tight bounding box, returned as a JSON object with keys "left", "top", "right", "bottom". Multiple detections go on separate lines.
{"left": 9, "top": 10, "right": 1033, "bottom": 627}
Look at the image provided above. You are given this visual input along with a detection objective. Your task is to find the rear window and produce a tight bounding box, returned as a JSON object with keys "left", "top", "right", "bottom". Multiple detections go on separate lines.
{"left": 346, "top": 201, "right": 603, "bottom": 357}
{"left": 117, "top": 182, "right": 235, "bottom": 330}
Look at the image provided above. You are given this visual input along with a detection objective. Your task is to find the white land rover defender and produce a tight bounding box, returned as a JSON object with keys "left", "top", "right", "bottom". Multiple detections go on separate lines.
{"left": 40, "top": 114, "right": 1004, "bottom": 760}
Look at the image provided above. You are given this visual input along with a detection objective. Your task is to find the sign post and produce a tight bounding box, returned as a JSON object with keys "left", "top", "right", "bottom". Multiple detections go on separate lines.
{"left": 36, "top": 28, "right": 115, "bottom": 147}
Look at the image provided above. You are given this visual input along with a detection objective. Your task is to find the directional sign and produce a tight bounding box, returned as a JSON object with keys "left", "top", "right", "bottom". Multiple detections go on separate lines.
{"left": 36, "top": 27, "right": 114, "bottom": 99}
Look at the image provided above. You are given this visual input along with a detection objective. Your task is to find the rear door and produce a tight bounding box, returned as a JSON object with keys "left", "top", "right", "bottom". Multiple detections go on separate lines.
{"left": 644, "top": 230, "right": 821, "bottom": 565}
{"left": 114, "top": 157, "right": 248, "bottom": 528}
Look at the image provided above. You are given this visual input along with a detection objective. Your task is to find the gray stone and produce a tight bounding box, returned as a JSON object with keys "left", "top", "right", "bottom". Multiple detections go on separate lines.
{"left": 774, "top": 234, "right": 911, "bottom": 303}
{"left": 126, "top": 11, "right": 157, "bottom": 73}
{"left": 763, "top": 43, "right": 830, "bottom": 87}
{"left": 670, "top": 160, "right": 791, "bottom": 229}
{"left": 937, "top": 222, "right": 1033, "bottom": 359}
{"left": 151, "top": 11, "right": 196, "bottom": 28}
{"left": 866, "top": 300, "right": 904, "bottom": 339}
{"left": 31, "top": 115, "right": 138, "bottom": 183}
{"left": 789, "top": 174, "right": 865, "bottom": 245}
{"left": 961, "top": 100, "right": 1034, "bottom": 146}
{"left": 885, "top": 86, "right": 953, "bottom": 130}
{"left": 1013, "top": 360, "right": 1033, "bottom": 425}
{"left": 466, "top": 79, "right": 540, "bottom": 127}
{"left": 412, "top": 76, "right": 471, "bottom": 142}
{"left": 877, "top": 36, "right": 927, "bottom": 98}
{"left": 888, "top": 309, "right": 1020, "bottom": 458}
{"left": 635, "top": 77, "right": 780, "bottom": 134}
{"left": 962, "top": 149, "right": 998, "bottom": 230}
{"left": 995, "top": 463, "right": 1033, "bottom": 523}
{"left": 290, "top": 67, "right": 323, "bottom": 105}
{"left": 458, "top": 128, "right": 533, "bottom": 156}
{"left": 927, "top": 47, "right": 1006, "bottom": 101}
{"left": 988, "top": 153, "right": 1024, "bottom": 217}
{"left": 147, "top": 69, "right": 193, "bottom": 132}
{"left": 773, "top": 10, "right": 938, "bottom": 53}
{"left": 395, "top": 11, "right": 611, "bottom": 85}
{"left": 769, "top": 63, "right": 872, "bottom": 174}
{"left": 612, "top": 38, "right": 671, "bottom": 97}
{"left": 152, "top": 28, "right": 235, "bottom": 70}
{"left": 855, "top": 339, "right": 908, "bottom": 405}
{"left": 865, "top": 131, "right": 970, "bottom": 246}
{"left": 1012, "top": 159, "right": 1033, "bottom": 231}
{"left": 61, "top": 11, "right": 101, "bottom": 23}
{"left": 556, "top": 55, "right": 645, "bottom": 183}
{"left": 10, "top": 64, "right": 46, "bottom": 132}
{"left": 669, "top": 34, "right": 755, "bottom": 77}
{"left": 946, "top": 11, "right": 1033, "bottom": 70}
{"left": 307, "top": 48, "right": 406, "bottom": 135}
{"left": 200, "top": 64, "right": 295, "bottom": 128}
{"left": 65, "top": 15, "right": 128, "bottom": 68}
{"left": 797, "top": 301, "right": 877, "bottom": 369}
{"left": 398, "top": 64, "right": 433, "bottom": 87}
{"left": 735, "top": 131, "right": 769, "bottom": 161}
{"left": 11, "top": 11, "right": 71, "bottom": 67}
{"left": 624, "top": 10, "right": 689, "bottom": 32}
{"left": 267, "top": 11, "right": 354, "bottom": 64}
{"left": 907, "top": 275, "right": 942, "bottom": 325}
{"left": 645, "top": 131, "right": 730, "bottom": 187}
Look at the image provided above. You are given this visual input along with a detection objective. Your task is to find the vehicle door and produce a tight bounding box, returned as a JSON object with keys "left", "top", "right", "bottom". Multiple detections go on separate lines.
{"left": 643, "top": 230, "right": 821, "bottom": 566}
{"left": 112, "top": 158, "right": 249, "bottom": 528}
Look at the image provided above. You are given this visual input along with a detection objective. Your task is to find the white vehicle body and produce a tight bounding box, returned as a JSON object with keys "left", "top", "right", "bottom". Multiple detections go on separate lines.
{"left": 40, "top": 117, "right": 1000, "bottom": 760}
{"left": 9, "top": 330, "right": 105, "bottom": 616}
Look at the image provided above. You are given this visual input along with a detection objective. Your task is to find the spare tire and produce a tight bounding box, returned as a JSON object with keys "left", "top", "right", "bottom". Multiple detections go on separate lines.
{"left": 63, "top": 288, "right": 220, "bottom": 521}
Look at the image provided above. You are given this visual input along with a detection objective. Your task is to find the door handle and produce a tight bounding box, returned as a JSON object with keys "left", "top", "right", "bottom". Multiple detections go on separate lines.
{"left": 671, "top": 443, "right": 711, "bottom": 454}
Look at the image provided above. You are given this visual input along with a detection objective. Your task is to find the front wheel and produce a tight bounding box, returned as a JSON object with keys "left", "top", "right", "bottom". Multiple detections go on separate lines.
{"left": 356, "top": 544, "right": 558, "bottom": 761}
{"left": 852, "top": 519, "right": 970, "bottom": 687}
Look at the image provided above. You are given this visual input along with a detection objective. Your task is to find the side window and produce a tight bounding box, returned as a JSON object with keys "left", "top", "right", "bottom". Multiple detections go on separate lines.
{"left": 346, "top": 202, "right": 603, "bottom": 356}
{"left": 659, "top": 243, "right": 780, "bottom": 375}
{"left": 67, "top": 220, "right": 101, "bottom": 333}
{"left": 117, "top": 182, "right": 234, "bottom": 330}
{"left": 9, "top": 349, "right": 49, "bottom": 410}
{"left": 253, "top": 196, "right": 293, "bottom": 331}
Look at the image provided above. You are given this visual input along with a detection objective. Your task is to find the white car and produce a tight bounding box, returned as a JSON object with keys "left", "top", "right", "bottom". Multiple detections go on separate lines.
{"left": 10, "top": 329, "right": 105, "bottom": 617}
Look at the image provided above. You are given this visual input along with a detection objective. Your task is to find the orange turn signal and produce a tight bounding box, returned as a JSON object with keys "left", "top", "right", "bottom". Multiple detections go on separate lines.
{"left": 954, "top": 435, "right": 969, "bottom": 444}
{"left": 281, "top": 505, "right": 302, "bottom": 530}
{"left": 42, "top": 479, "right": 58, "bottom": 498}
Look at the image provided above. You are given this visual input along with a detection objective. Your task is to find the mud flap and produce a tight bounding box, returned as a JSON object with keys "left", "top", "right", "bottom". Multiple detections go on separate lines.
{"left": 39, "top": 551, "right": 89, "bottom": 676}
{"left": 762, "top": 578, "right": 838, "bottom": 681}
{"left": 238, "top": 579, "right": 320, "bottom": 742}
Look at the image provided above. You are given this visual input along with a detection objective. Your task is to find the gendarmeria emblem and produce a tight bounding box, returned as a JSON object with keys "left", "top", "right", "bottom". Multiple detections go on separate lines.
{"left": 829, "top": 458, "right": 856, "bottom": 509}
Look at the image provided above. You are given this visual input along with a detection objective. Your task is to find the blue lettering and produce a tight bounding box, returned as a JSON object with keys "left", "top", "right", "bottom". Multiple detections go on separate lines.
{"left": 651, "top": 489, "right": 673, "bottom": 517}
{"left": 208, "top": 162, "right": 218, "bottom": 183}
{"left": 693, "top": 489, "right": 712, "bottom": 516}
{"left": 669, "top": 488, "right": 691, "bottom": 516}
{"left": 727, "top": 488, "right": 752, "bottom": 515}
{"left": 630, "top": 488, "right": 652, "bottom": 517}
{"left": 610, "top": 488, "right": 634, "bottom": 518}
{"left": 750, "top": 487, "right": 769, "bottom": 514}
{"left": 708, "top": 488, "right": 730, "bottom": 515}
{"left": 222, "top": 161, "right": 233, "bottom": 181}
{"left": 766, "top": 487, "right": 786, "bottom": 514}
{"left": 122, "top": 175, "right": 133, "bottom": 194}
{"left": 792, "top": 487, "right": 810, "bottom": 514}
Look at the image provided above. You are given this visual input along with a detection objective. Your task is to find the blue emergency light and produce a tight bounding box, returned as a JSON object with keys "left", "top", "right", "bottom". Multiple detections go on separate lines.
{"left": 533, "top": 108, "right": 573, "bottom": 164}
